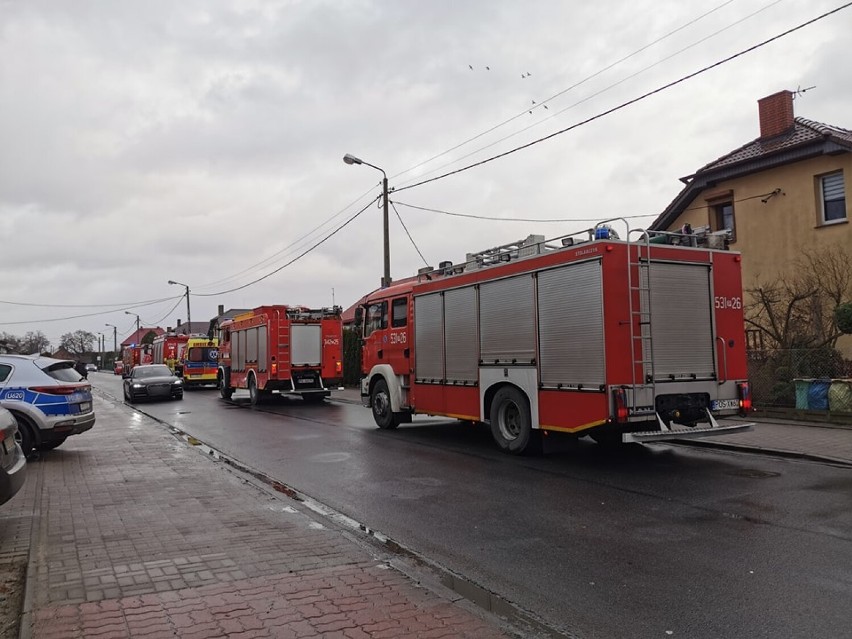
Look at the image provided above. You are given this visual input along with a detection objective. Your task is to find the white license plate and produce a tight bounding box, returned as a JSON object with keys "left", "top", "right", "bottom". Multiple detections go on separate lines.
{"left": 79, "top": 401, "right": 92, "bottom": 413}
{"left": 711, "top": 399, "right": 739, "bottom": 411}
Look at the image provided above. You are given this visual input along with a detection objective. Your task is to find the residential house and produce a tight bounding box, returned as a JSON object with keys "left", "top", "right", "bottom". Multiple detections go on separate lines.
{"left": 650, "top": 90, "right": 851, "bottom": 354}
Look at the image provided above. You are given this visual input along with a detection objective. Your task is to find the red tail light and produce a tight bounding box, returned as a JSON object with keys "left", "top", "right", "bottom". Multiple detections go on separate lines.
{"left": 738, "top": 382, "right": 752, "bottom": 414}
{"left": 613, "top": 388, "right": 629, "bottom": 423}
{"left": 335, "top": 361, "right": 342, "bottom": 373}
{"left": 271, "top": 363, "right": 278, "bottom": 375}
{"left": 29, "top": 385, "right": 88, "bottom": 395}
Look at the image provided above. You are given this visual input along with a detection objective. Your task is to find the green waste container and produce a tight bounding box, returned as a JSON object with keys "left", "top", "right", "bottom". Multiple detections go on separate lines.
{"left": 828, "top": 380, "right": 852, "bottom": 413}
{"left": 794, "top": 379, "right": 811, "bottom": 410}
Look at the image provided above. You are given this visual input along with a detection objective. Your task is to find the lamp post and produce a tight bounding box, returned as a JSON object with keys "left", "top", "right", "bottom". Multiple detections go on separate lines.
{"left": 343, "top": 153, "right": 391, "bottom": 288}
{"left": 124, "top": 311, "right": 140, "bottom": 340}
{"left": 168, "top": 280, "right": 191, "bottom": 330}
{"left": 105, "top": 323, "right": 118, "bottom": 357}
{"left": 97, "top": 332, "right": 104, "bottom": 369}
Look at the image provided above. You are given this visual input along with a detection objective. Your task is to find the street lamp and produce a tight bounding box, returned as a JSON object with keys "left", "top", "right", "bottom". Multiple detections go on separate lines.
{"left": 105, "top": 323, "right": 118, "bottom": 356}
{"left": 124, "top": 311, "right": 140, "bottom": 339}
{"left": 168, "top": 280, "right": 191, "bottom": 329}
{"left": 343, "top": 153, "right": 391, "bottom": 288}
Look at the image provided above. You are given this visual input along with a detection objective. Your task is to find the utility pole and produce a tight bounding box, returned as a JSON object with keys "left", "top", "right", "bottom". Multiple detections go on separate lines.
{"left": 168, "top": 280, "right": 191, "bottom": 329}
{"left": 105, "top": 323, "right": 118, "bottom": 357}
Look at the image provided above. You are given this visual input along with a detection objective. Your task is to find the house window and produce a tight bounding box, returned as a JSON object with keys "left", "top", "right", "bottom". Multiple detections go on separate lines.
{"left": 820, "top": 172, "right": 846, "bottom": 224}
{"left": 714, "top": 201, "right": 736, "bottom": 242}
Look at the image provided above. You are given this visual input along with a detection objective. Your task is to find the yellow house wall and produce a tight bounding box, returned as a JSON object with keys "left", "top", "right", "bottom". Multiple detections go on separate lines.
{"left": 667, "top": 153, "right": 852, "bottom": 355}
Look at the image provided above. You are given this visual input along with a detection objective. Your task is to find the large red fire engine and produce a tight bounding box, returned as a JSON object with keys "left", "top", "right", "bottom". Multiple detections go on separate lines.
{"left": 122, "top": 344, "right": 153, "bottom": 375}
{"left": 216, "top": 305, "right": 343, "bottom": 404}
{"left": 358, "top": 222, "right": 754, "bottom": 454}
{"left": 152, "top": 333, "right": 189, "bottom": 374}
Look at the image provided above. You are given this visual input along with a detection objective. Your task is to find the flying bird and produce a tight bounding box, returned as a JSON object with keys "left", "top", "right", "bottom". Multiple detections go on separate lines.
{"left": 469, "top": 64, "right": 473, "bottom": 70}
{"left": 543, "top": 105, "right": 548, "bottom": 110}
{"left": 485, "top": 66, "right": 490, "bottom": 70}
{"left": 531, "top": 100, "right": 536, "bottom": 104}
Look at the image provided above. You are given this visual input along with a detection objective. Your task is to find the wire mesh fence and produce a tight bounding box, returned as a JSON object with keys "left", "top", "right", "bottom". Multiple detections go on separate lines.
{"left": 748, "top": 348, "right": 852, "bottom": 410}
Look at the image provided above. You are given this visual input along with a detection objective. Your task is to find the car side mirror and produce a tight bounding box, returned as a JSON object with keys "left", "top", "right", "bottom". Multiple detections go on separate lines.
{"left": 354, "top": 306, "right": 363, "bottom": 329}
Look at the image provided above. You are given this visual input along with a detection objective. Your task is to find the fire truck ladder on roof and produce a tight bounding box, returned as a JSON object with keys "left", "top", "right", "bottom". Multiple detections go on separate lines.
{"left": 627, "top": 227, "right": 657, "bottom": 415}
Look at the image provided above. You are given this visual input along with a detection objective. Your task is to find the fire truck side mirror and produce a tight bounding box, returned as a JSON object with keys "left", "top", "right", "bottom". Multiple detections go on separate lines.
{"left": 354, "top": 306, "right": 364, "bottom": 329}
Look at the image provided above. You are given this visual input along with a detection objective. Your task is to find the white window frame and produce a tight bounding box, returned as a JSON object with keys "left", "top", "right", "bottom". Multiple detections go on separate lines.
{"left": 819, "top": 171, "right": 847, "bottom": 225}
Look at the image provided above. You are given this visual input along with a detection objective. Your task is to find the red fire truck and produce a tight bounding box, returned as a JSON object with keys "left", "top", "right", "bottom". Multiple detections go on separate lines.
{"left": 216, "top": 305, "right": 343, "bottom": 404}
{"left": 358, "top": 222, "right": 754, "bottom": 454}
{"left": 121, "top": 344, "right": 153, "bottom": 375}
{"left": 152, "top": 333, "right": 189, "bottom": 375}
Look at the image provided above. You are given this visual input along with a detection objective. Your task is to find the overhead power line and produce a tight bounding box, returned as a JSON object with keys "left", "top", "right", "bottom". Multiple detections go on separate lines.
{"left": 394, "top": 3, "right": 851, "bottom": 194}
{"left": 0, "top": 295, "right": 184, "bottom": 326}
{"left": 396, "top": 0, "right": 783, "bottom": 189}
{"left": 390, "top": 0, "right": 741, "bottom": 182}
{"left": 194, "top": 195, "right": 381, "bottom": 297}
{"left": 195, "top": 185, "right": 379, "bottom": 291}
{"left": 389, "top": 201, "right": 430, "bottom": 266}
{"left": 392, "top": 188, "right": 786, "bottom": 225}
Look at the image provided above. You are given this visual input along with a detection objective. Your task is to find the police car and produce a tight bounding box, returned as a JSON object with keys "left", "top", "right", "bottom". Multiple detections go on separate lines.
{"left": 0, "top": 354, "right": 95, "bottom": 456}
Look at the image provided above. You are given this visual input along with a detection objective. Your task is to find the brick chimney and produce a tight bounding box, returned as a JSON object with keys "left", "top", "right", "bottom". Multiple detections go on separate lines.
{"left": 758, "top": 90, "right": 795, "bottom": 139}
{"left": 218, "top": 304, "right": 224, "bottom": 316}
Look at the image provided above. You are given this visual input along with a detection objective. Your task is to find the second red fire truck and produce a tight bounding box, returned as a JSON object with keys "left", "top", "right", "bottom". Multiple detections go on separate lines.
{"left": 216, "top": 305, "right": 343, "bottom": 404}
{"left": 358, "top": 221, "right": 753, "bottom": 454}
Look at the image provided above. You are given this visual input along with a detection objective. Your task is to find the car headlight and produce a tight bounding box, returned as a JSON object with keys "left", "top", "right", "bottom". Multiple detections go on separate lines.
{"left": 172, "top": 380, "right": 183, "bottom": 385}
{"left": 132, "top": 383, "right": 144, "bottom": 388}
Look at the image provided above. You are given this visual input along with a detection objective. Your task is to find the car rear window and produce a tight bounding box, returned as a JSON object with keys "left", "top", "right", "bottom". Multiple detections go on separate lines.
{"left": 42, "top": 361, "right": 84, "bottom": 382}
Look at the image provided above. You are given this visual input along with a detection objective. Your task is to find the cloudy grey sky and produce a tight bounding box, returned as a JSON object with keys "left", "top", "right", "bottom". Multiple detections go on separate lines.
{"left": 1, "top": 0, "right": 850, "bottom": 348}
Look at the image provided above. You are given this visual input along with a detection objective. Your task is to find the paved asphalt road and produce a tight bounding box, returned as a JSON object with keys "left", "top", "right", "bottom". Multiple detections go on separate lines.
{"left": 93, "top": 374, "right": 852, "bottom": 639}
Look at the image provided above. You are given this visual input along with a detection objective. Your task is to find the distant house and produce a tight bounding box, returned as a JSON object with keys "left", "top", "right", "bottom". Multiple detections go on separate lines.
{"left": 120, "top": 327, "right": 165, "bottom": 350}
{"left": 206, "top": 305, "right": 252, "bottom": 336}
{"left": 650, "top": 90, "right": 851, "bottom": 352}
{"left": 171, "top": 320, "right": 211, "bottom": 336}
{"left": 50, "top": 347, "right": 77, "bottom": 361}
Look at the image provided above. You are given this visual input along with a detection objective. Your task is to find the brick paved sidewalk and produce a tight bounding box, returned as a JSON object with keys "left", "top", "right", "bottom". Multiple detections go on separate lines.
{"left": 2, "top": 398, "right": 520, "bottom": 639}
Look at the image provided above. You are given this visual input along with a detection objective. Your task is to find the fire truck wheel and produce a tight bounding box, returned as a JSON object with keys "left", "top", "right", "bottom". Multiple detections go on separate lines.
{"left": 249, "top": 375, "right": 260, "bottom": 406}
{"left": 371, "top": 379, "right": 401, "bottom": 429}
{"left": 218, "top": 375, "right": 233, "bottom": 400}
{"left": 490, "top": 386, "right": 533, "bottom": 454}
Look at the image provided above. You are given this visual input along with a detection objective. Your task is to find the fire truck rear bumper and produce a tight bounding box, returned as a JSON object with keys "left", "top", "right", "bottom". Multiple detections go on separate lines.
{"left": 623, "top": 421, "right": 753, "bottom": 443}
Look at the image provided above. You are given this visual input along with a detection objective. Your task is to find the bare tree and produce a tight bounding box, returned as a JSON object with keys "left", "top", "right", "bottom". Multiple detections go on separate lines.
{"left": 59, "top": 330, "right": 96, "bottom": 356}
{"left": 745, "top": 243, "right": 852, "bottom": 349}
{"left": 21, "top": 331, "right": 51, "bottom": 355}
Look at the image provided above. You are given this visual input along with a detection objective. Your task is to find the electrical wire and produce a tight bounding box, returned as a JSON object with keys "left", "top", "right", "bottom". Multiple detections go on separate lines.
{"left": 393, "top": 189, "right": 786, "bottom": 225}
{"left": 394, "top": 2, "right": 848, "bottom": 193}
{"left": 390, "top": 0, "right": 741, "bottom": 181}
{"left": 389, "top": 201, "right": 430, "bottom": 266}
{"left": 194, "top": 195, "right": 381, "bottom": 297}
{"left": 194, "top": 185, "right": 380, "bottom": 291}
{"left": 0, "top": 296, "right": 184, "bottom": 327}
{"left": 395, "top": 0, "right": 785, "bottom": 189}
{"left": 0, "top": 294, "right": 183, "bottom": 309}
{"left": 150, "top": 296, "right": 186, "bottom": 326}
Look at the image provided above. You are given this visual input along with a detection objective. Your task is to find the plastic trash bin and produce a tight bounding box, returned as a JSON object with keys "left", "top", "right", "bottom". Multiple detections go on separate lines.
{"left": 794, "top": 379, "right": 811, "bottom": 410}
{"left": 807, "top": 379, "right": 830, "bottom": 411}
{"left": 828, "top": 379, "right": 852, "bottom": 413}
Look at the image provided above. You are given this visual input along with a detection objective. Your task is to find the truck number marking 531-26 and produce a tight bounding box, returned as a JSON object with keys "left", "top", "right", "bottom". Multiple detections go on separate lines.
{"left": 715, "top": 296, "right": 742, "bottom": 310}
{"left": 390, "top": 332, "right": 407, "bottom": 345}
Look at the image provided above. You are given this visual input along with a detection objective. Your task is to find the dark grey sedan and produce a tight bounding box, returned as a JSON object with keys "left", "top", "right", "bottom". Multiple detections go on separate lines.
{"left": 123, "top": 365, "right": 184, "bottom": 403}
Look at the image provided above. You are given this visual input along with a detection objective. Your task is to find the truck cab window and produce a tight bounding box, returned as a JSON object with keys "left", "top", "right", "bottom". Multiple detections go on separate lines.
{"left": 391, "top": 298, "right": 407, "bottom": 328}
{"left": 365, "top": 302, "right": 387, "bottom": 337}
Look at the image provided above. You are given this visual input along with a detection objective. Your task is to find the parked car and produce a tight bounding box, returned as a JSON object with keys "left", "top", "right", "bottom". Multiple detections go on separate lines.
{"left": 123, "top": 364, "right": 183, "bottom": 403}
{"left": 113, "top": 361, "right": 124, "bottom": 376}
{"left": 85, "top": 363, "right": 97, "bottom": 373}
{"left": 0, "top": 406, "right": 26, "bottom": 506}
{"left": 0, "top": 354, "right": 95, "bottom": 456}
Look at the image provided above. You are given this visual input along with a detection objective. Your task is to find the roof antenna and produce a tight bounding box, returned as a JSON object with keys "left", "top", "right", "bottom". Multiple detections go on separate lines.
{"left": 793, "top": 84, "right": 816, "bottom": 99}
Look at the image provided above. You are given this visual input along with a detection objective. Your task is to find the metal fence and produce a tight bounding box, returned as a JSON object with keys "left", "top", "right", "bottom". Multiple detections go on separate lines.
{"left": 748, "top": 348, "right": 852, "bottom": 408}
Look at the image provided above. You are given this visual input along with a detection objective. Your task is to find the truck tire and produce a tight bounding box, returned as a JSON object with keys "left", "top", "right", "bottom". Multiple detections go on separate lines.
{"left": 219, "top": 374, "right": 233, "bottom": 400}
{"left": 248, "top": 375, "right": 262, "bottom": 406}
{"left": 489, "top": 386, "right": 535, "bottom": 455}
{"left": 371, "top": 378, "right": 401, "bottom": 429}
